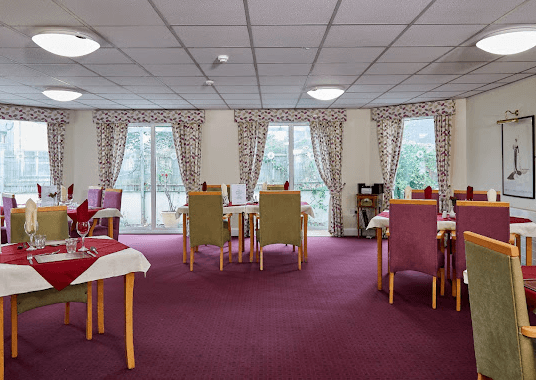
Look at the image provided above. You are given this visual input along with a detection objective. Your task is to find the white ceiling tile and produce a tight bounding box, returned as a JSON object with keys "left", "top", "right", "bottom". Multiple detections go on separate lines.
{"left": 0, "top": 0, "right": 82, "bottom": 27}
{"left": 378, "top": 47, "right": 452, "bottom": 63}
{"left": 117, "top": 100, "right": 159, "bottom": 106}
{"left": 437, "top": 47, "right": 498, "bottom": 63}
{"left": 418, "top": 62, "right": 488, "bottom": 75}
{"left": 206, "top": 76, "right": 258, "bottom": 86}
{"left": 426, "top": 91, "right": 468, "bottom": 97}
{"left": 109, "top": 77, "right": 162, "bottom": 86}
{"left": 377, "top": 92, "right": 422, "bottom": 99}
{"left": 257, "top": 64, "right": 311, "bottom": 76}
{"left": 181, "top": 93, "right": 222, "bottom": 100}
{"left": 8, "top": 76, "right": 65, "bottom": 86}
{"left": 123, "top": 86, "right": 173, "bottom": 94}
{"left": 83, "top": 86, "right": 133, "bottom": 93}
{"left": 0, "top": 64, "right": 44, "bottom": 76}
{"left": 467, "top": 83, "right": 505, "bottom": 92}
{"left": 0, "top": 78, "right": 19, "bottom": 85}
{"left": 173, "top": 26, "right": 250, "bottom": 48}
{"left": 0, "top": 85, "right": 42, "bottom": 94}
{"left": 417, "top": 0, "right": 526, "bottom": 24}
{"left": 338, "top": 92, "right": 383, "bottom": 100}
{"left": 390, "top": 84, "right": 440, "bottom": 92}
{"left": 122, "top": 48, "right": 193, "bottom": 65}
{"left": 200, "top": 63, "right": 256, "bottom": 76}
{"left": 262, "top": 103, "right": 296, "bottom": 108}
{"left": 158, "top": 77, "right": 206, "bottom": 86}
{"left": 262, "top": 94, "right": 299, "bottom": 101}
{"left": 311, "top": 63, "right": 369, "bottom": 76}
{"left": 496, "top": 1, "right": 536, "bottom": 24}
{"left": 140, "top": 94, "right": 184, "bottom": 100}
{"left": 72, "top": 48, "right": 132, "bottom": 64}
{"left": 221, "top": 94, "right": 260, "bottom": 100}
{"left": 217, "top": 86, "right": 259, "bottom": 94}
{"left": 394, "top": 25, "right": 486, "bottom": 46}
{"left": 152, "top": 100, "right": 190, "bottom": 105}
{"left": 462, "top": 91, "right": 484, "bottom": 97}
{"left": 226, "top": 100, "right": 262, "bottom": 105}
{"left": 316, "top": 47, "right": 384, "bottom": 63}
{"left": 402, "top": 74, "right": 460, "bottom": 84}
{"left": 77, "top": 99, "right": 122, "bottom": 106}
{"left": 189, "top": 48, "right": 253, "bottom": 64}
{"left": 0, "top": 94, "right": 31, "bottom": 101}
{"left": 248, "top": 0, "right": 337, "bottom": 25}
{"left": 450, "top": 74, "right": 511, "bottom": 84}
{"left": 168, "top": 86, "right": 217, "bottom": 94}
{"left": 334, "top": 0, "right": 431, "bottom": 24}
{"left": 59, "top": 0, "right": 164, "bottom": 26}
{"left": 324, "top": 25, "right": 406, "bottom": 47}
{"left": 261, "top": 86, "right": 304, "bottom": 94}
{"left": 143, "top": 64, "right": 203, "bottom": 77}
{"left": 0, "top": 27, "right": 32, "bottom": 48}
{"left": 330, "top": 102, "right": 366, "bottom": 109}
{"left": 356, "top": 75, "right": 409, "bottom": 85}
{"left": 498, "top": 48, "right": 536, "bottom": 62}
{"left": 84, "top": 64, "right": 148, "bottom": 77}
{"left": 306, "top": 76, "right": 357, "bottom": 86}
{"left": 431, "top": 83, "right": 484, "bottom": 92}
{"left": 189, "top": 98, "right": 226, "bottom": 104}
{"left": 255, "top": 48, "right": 317, "bottom": 64}
{"left": 498, "top": 73, "right": 534, "bottom": 83}
{"left": 259, "top": 76, "right": 307, "bottom": 86}
{"left": 28, "top": 64, "right": 98, "bottom": 77}
{"left": 252, "top": 26, "right": 325, "bottom": 48}
{"left": 0, "top": 48, "right": 70, "bottom": 64}
{"left": 347, "top": 84, "right": 394, "bottom": 93}
{"left": 366, "top": 62, "right": 428, "bottom": 75}
{"left": 99, "top": 93, "right": 145, "bottom": 100}
{"left": 152, "top": 0, "right": 246, "bottom": 25}
{"left": 470, "top": 62, "right": 536, "bottom": 74}
{"left": 60, "top": 77, "right": 115, "bottom": 86}
{"left": 96, "top": 26, "right": 180, "bottom": 48}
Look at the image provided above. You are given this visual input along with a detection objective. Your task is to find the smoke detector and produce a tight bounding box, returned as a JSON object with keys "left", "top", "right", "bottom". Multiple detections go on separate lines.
{"left": 205, "top": 80, "right": 214, "bottom": 86}
{"left": 217, "top": 55, "right": 229, "bottom": 63}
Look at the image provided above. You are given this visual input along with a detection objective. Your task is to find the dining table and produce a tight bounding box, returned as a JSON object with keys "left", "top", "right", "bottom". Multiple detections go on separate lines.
{"left": 0, "top": 235, "right": 150, "bottom": 379}
{"left": 67, "top": 207, "right": 123, "bottom": 238}
{"left": 367, "top": 210, "right": 536, "bottom": 290}
{"left": 175, "top": 202, "right": 315, "bottom": 264}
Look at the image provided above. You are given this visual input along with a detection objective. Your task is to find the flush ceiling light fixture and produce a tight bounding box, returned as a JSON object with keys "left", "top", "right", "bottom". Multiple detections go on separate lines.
{"left": 306, "top": 86, "right": 344, "bottom": 101}
{"left": 476, "top": 26, "right": 536, "bottom": 55}
{"left": 32, "top": 30, "right": 100, "bottom": 57}
{"left": 42, "top": 87, "right": 82, "bottom": 102}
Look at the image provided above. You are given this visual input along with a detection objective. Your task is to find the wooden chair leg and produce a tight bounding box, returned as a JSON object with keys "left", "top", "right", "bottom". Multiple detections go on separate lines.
{"left": 432, "top": 276, "right": 437, "bottom": 309}
{"left": 228, "top": 239, "right": 232, "bottom": 263}
{"left": 298, "top": 245, "right": 302, "bottom": 270}
{"left": 190, "top": 248, "right": 194, "bottom": 271}
{"left": 389, "top": 272, "right": 394, "bottom": 304}
{"left": 452, "top": 268, "right": 457, "bottom": 297}
{"left": 456, "top": 279, "right": 461, "bottom": 311}
{"left": 477, "top": 374, "right": 492, "bottom": 380}
{"left": 440, "top": 268, "right": 445, "bottom": 296}
{"left": 11, "top": 295, "right": 17, "bottom": 358}
{"left": 260, "top": 247, "right": 263, "bottom": 271}
{"left": 97, "top": 279, "right": 104, "bottom": 334}
{"left": 220, "top": 247, "right": 223, "bottom": 271}
{"left": 64, "top": 302, "right": 70, "bottom": 324}
{"left": 86, "top": 281, "right": 92, "bottom": 341}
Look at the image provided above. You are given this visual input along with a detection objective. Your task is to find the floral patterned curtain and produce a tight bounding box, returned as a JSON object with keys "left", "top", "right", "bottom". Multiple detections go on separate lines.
{"left": 95, "top": 122, "right": 129, "bottom": 189}
{"left": 237, "top": 121, "right": 269, "bottom": 201}
{"left": 310, "top": 120, "right": 345, "bottom": 237}
{"left": 172, "top": 122, "right": 203, "bottom": 194}
{"left": 46, "top": 122, "right": 66, "bottom": 189}
{"left": 434, "top": 115, "right": 452, "bottom": 212}
{"left": 376, "top": 119, "right": 404, "bottom": 210}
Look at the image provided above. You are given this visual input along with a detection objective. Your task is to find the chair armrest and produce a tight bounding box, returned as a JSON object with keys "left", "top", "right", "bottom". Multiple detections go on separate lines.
{"left": 223, "top": 213, "right": 232, "bottom": 221}
{"left": 510, "top": 233, "right": 518, "bottom": 245}
{"left": 437, "top": 230, "right": 446, "bottom": 240}
{"left": 521, "top": 326, "right": 536, "bottom": 338}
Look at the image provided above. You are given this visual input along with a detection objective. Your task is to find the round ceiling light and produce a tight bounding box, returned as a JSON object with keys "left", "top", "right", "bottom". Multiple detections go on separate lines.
{"left": 476, "top": 27, "right": 536, "bottom": 55}
{"left": 42, "top": 88, "right": 82, "bottom": 102}
{"left": 32, "top": 30, "right": 100, "bottom": 57}
{"left": 306, "top": 87, "right": 345, "bottom": 101}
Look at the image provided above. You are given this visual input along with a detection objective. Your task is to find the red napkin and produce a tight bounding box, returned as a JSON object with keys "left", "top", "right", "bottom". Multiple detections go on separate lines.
{"left": 424, "top": 186, "right": 432, "bottom": 199}
{"left": 202, "top": 182, "right": 207, "bottom": 191}
{"left": 284, "top": 181, "right": 290, "bottom": 190}
{"left": 68, "top": 184, "right": 74, "bottom": 200}
{"left": 77, "top": 199, "right": 91, "bottom": 223}
{"left": 467, "top": 186, "right": 473, "bottom": 200}
{"left": 37, "top": 183, "right": 42, "bottom": 198}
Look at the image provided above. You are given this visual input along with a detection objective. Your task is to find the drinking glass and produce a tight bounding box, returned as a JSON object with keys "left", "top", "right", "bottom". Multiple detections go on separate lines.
{"left": 24, "top": 221, "right": 38, "bottom": 251}
{"left": 76, "top": 221, "right": 90, "bottom": 251}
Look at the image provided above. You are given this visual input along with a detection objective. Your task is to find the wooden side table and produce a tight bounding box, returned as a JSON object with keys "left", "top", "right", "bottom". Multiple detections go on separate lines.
{"left": 356, "top": 194, "right": 380, "bottom": 238}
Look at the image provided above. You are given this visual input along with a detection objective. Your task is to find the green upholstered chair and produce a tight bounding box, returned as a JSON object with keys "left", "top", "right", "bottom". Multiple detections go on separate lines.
{"left": 9, "top": 205, "right": 93, "bottom": 358}
{"left": 464, "top": 231, "right": 536, "bottom": 380}
{"left": 188, "top": 191, "right": 232, "bottom": 271}
{"left": 205, "top": 184, "right": 231, "bottom": 194}
{"left": 256, "top": 191, "right": 302, "bottom": 271}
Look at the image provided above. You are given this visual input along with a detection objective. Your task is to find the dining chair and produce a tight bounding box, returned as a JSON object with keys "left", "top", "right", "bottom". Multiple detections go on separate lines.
{"left": 452, "top": 201, "right": 510, "bottom": 311}
{"left": 205, "top": 184, "right": 231, "bottom": 194}
{"left": 188, "top": 191, "right": 232, "bottom": 271}
{"left": 472, "top": 190, "right": 501, "bottom": 201}
{"left": 0, "top": 206, "right": 5, "bottom": 244}
{"left": 464, "top": 231, "right": 536, "bottom": 380}
{"left": 256, "top": 191, "right": 302, "bottom": 271}
{"left": 411, "top": 189, "right": 440, "bottom": 213}
{"left": 388, "top": 199, "right": 445, "bottom": 309}
{"left": 89, "top": 188, "right": 122, "bottom": 240}
{"left": 9, "top": 205, "right": 93, "bottom": 358}
{"left": 2, "top": 193, "right": 17, "bottom": 243}
{"left": 266, "top": 184, "right": 285, "bottom": 190}
{"left": 88, "top": 186, "right": 104, "bottom": 208}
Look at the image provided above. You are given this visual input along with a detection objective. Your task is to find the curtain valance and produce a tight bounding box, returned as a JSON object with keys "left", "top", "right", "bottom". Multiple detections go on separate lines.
{"left": 234, "top": 109, "right": 347, "bottom": 123}
{"left": 0, "top": 104, "right": 69, "bottom": 124}
{"left": 93, "top": 109, "right": 205, "bottom": 124}
{"left": 371, "top": 100, "right": 455, "bottom": 121}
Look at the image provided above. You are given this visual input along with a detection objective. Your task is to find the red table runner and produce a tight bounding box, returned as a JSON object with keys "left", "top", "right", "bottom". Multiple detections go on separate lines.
{"left": 0, "top": 238, "right": 129, "bottom": 291}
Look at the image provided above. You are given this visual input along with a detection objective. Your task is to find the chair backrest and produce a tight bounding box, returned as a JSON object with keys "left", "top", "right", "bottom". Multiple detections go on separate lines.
{"left": 258, "top": 191, "right": 301, "bottom": 247}
{"left": 188, "top": 191, "right": 225, "bottom": 247}
{"left": 454, "top": 201, "right": 510, "bottom": 279}
{"left": 389, "top": 199, "right": 439, "bottom": 276}
{"left": 464, "top": 231, "right": 536, "bottom": 379}
{"left": 411, "top": 189, "right": 440, "bottom": 213}
{"left": 452, "top": 190, "right": 466, "bottom": 200}
{"left": 99, "top": 188, "right": 122, "bottom": 240}
{"left": 267, "top": 184, "right": 285, "bottom": 191}
{"left": 472, "top": 190, "right": 501, "bottom": 201}
{"left": 205, "top": 184, "right": 231, "bottom": 194}
{"left": 10, "top": 205, "right": 69, "bottom": 243}
{"left": 2, "top": 193, "right": 17, "bottom": 243}
{"left": 88, "top": 186, "right": 104, "bottom": 208}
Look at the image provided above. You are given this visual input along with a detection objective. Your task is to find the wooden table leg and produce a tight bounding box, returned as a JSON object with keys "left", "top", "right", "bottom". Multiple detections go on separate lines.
{"left": 249, "top": 213, "right": 254, "bottom": 263}
{"left": 527, "top": 237, "right": 533, "bottom": 266}
{"left": 97, "top": 279, "right": 104, "bottom": 334}
{"left": 303, "top": 213, "right": 308, "bottom": 262}
{"left": 1, "top": 296, "right": 3, "bottom": 380}
{"left": 238, "top": 213, "right": 243, "bottom": 263}
{"left": 182, "top": 214, "right": 187, "bottom": 264}
{"left": 86, "top": 281, "right": 92, "bottom": 341}
{"left": 124, "top": 273, "right": 135, "bottom": 369}
{"left": 377, "top": 228, "right": 382, "bottom": 291}
{"left": 10, "top": 296, "right": 16, "bottom": 358}
{"left": 107, "top": 218, "right": 113, "bottom": 239}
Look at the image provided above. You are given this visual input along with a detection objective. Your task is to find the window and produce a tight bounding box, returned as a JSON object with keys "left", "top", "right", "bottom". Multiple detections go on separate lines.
{"left": 115, "top": 125, "right": 185, "bottom": 232}
{"left": 0, "top": 120, "right": 50, "bottom": 204}
{"left": 258, "top": 123, "right": 329, "bottom": 230}
{"left": 394, "top": 117, "right": 438, "bottom": 198}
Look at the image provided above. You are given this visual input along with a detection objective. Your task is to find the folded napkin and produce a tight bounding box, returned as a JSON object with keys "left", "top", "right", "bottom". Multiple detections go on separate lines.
{"left": 284, "top": 181, "right": 289, "bottom": 190}
{"left": 61, "top": 185, "right": 67, "bottom": 202}
{"left": 487, "top": 188, "right": 497, "bottom": 202}
{"left": 262, "top": 182, "right": 268, "bottom": 191}
{"left": 467, "top": 186, "right": 473, "bottom": 200}
{"left": 221, "top": 183, "right": 228, "bottom": 198}
{"left": 76, "top": 199, "right": 91, "bottom": 223}
{"left": 404, "top": 186, "right": 412, "bottom": 199}
{"left": 37, "top": 183, "right": 42, "bottom": 199}
{"left": 68, "top": 184, "right": 74, "bottom": 200}
{"left": 424, "top": 186, "right": 432, "bottom": 199}
{"left": 25, "top": 199, "right": 37, "bottom": 231}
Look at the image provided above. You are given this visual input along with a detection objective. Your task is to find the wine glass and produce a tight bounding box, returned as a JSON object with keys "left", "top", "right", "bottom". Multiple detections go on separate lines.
{"left": 24, "top": 220, "right": 38, "bottom": 251}
{"left": 76, "top": 221, "right": 90, "bottom": 251}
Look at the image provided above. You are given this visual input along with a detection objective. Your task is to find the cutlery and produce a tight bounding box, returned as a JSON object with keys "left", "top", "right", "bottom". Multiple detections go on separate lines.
{"left": 48, "top": 249, "right": 61, "bottom": 255}
{"left": 89, "top": 246, "right": 98, "bottom": 257}
{"left": 27, "top": 252, "right": 33, "bottom": 265}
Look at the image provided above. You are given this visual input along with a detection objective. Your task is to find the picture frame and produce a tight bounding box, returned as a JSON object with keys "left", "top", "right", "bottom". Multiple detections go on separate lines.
{"left": 502, "top": 115, "right": 535, "bottom": 199}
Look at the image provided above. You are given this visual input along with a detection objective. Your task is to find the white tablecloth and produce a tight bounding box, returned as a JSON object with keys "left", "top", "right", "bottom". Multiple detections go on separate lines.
{"left": 0, "top": 236, "right": 150, "bottom": 297}
{"left": 176, "top": 204, "right": 315, "bottom": 218}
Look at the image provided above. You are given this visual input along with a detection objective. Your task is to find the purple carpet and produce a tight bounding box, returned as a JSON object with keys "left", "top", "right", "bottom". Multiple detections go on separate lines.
{"left": 3, "top": 235, "right": 488, "bottom": 379}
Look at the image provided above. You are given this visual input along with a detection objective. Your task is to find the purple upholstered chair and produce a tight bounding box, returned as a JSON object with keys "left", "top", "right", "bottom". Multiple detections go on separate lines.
{"left": 2, "top": 193, "right": 17, "bottom": 243}
{"left": 452, "top": 201, "right": 510, "bottom": 311}
{"left": 388, "top": 199, "right": 445, "bottom": 309}
{"left": 88, "top": 186, "right": 103, "bottom": 208}
{"left": 90, "top": 188, "right": 122, "bottom": 240}
{"left": 472, "top": 190, "right": 501, "bottom": 201}
{"left": 0, "top": 205, "right": 5, "bottom": 244}
{"left": 411, "top": 189, "right": 440, "bottom": 213}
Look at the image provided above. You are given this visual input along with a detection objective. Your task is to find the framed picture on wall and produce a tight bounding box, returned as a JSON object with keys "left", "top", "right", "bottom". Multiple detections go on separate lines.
{"left": 502, "top": 115, "right": 535, "bottom": 199}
